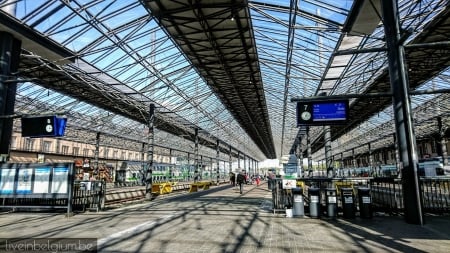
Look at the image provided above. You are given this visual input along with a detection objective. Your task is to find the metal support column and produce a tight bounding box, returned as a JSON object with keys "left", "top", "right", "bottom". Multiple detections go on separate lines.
{"left": 145, "top": 104, "right": 155, "bottom": 199}
{"left": 352, "top": 149, "right": 356, "bottom": 169}
{"left": 194, "top": 128, "right": 199, "bottom": 182}
{"left": 210, "top": 157, "right": 213, "bottom": 180}
{"left": 229, "top": 145, "right": 232, "bottom": 173}
{"left": 238, "top": 151, "right": 241, "bottom": 171}
{"left": 169, "top": 149, "right": 173, "bottom": 180}
{"left": 187, "top": 152, "right": 191, "bottom": 180}
{"left": 244, "top": 155, "right": 247, "bottom": 173}
{"left": 307, "top": 127, "right": 312, "bottom": 176}
{"left": 0, "top": 32, "right": 20, "bottom": 162}
{"left": 200, "top": 155, "right": 203, "bottom": 179}
{"left": 437, "top": 117, "right": 448, "bottom": 166}
{"left": 393, "top": 134, "right": 400, "bottom": 170}
{"left": 382, "top": 0, "right": 423, "bottom": 224}
{"left": 369, "top": 143, "right": 374, "bottom": 176}
{"left": 141, "top": 142, "right": 145, "bottom": 183}
{"left": 216, "top": 139, "right": 220, "bottom": 183}
{"left": 324, "top": 126, "right": 333, "bottom": 177}
{"left": 298, "top": 136, "right": 303, "bottom": 178}
{"left": 94, "top": 132, "right": 100, "bottom": 178}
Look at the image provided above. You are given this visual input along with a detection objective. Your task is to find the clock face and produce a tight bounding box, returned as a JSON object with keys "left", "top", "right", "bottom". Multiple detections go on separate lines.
{"left": 301, "top": 111, "right": 311, "bottom": 121}
{"left": 45, "top": 124, "right": 53, "bottom": 133}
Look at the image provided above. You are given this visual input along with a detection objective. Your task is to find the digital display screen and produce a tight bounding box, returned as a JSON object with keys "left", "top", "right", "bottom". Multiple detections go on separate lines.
{"left": 312, "top": 101, "right": 348, "bottom": 121}
{"left": 296, "top": 99, "right": 349, "bottom": 126}
{"left": 21, "top": 116, "right": 67, "bottom": 137}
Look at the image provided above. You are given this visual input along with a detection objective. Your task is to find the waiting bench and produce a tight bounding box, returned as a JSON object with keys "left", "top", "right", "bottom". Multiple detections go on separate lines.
{"left": 151, "top": 182, "right": 174, "bottom": 195}
{"left": 189, "top": 181, "right": 212, "bottom": 193}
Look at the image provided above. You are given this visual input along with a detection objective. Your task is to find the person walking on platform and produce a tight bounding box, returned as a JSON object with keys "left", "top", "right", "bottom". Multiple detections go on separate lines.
{"left": 230, "top": 172, "right": 236, "bottom": 186}
{"left": 237, "top": 171, "right": 246, "bottom": 194}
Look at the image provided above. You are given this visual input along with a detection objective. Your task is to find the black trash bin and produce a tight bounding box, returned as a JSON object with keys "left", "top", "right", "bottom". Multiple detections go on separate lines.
{"left": 308, "top": 187, "right": 321, "bottom": 218}
{"left": 341, "top": 187, "right": 355, "bottom": 219}
{"left": 326, "top": 188, "right": 337, "bottom": 218}
{"left": 292, "top": 187, "right": 304, "bottom": 217}
{"left": 358, "top": 187, "right": 372, "bottom": 218}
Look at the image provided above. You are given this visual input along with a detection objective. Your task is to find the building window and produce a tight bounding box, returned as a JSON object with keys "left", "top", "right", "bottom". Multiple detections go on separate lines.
{"left": 73, "top": 147, "right": 80, "bottom": 156}
{"left": 61, "top": 145, "right": 69, "bottom": 155}
{"left": 121, "top": 151, "right": 126, "bottom": 160}
{"left": 24, "top": 138, "right": 34, "bottom": 151}
{"left": 83, "top": 148, "right": 89, "bottom": 157}
{"left": 43, "top": 141, "right": 52, "bottom": 153}
{"left": 104, "top": 148, "right": 109, "bottom": 158}
{"left": 113, "top": 150, "right": 118, "bottom": 159}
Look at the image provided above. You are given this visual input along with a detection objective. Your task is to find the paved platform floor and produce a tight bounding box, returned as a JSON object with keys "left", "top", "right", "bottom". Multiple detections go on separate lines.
{"left": 0, "top": 182, "right": 449, "bottom": 253}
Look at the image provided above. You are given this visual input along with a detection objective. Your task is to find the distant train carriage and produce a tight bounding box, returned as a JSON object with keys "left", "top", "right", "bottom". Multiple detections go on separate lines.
{"left": 116, "top": 161, "right": 144, "bottom": 185}
{"left": 177, "top": 165, "right": 195, "bottom": 180}
{"left": 117, "top": 161, "right": 180, "bottom": 184}
{"left": 418, "top": 157, "right": 445, "bottom": 177}
{"left": 354, "top": 167, "right": 371, "bottom": 177}
{"left": 116, "top": 162, "right": 203, "bottom": 184}
{"left": 379, "top": 165, "right": 398, "bottom": 178}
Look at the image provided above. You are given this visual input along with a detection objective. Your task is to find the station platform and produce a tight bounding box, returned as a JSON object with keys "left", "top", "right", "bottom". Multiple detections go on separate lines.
{"left": 0, "top": 182, "right": 449, "bottom": 253}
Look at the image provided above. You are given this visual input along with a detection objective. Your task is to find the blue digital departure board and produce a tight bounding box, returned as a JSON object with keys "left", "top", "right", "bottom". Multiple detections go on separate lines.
{"left": 21, "top": 116, "right": 67, "bottom": 137}
{"left": 296, "top": 99, "right": 349, "bottom": 126}
{"left": 312, "top": 101, "right": 348, "bottom": 121}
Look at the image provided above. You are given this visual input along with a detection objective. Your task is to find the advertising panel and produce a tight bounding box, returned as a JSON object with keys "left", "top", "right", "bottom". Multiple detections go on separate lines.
{"left": 51, "top": 167, "right": 69, "bottom": 194}
{"left": 16, "top": 168, "right": 33, "bottom": 194}
{"left": 0, "top": 169, "right": 16, "bottom": 194}
{"left": 33, "top": 167, "right": 51, "bottom": 193}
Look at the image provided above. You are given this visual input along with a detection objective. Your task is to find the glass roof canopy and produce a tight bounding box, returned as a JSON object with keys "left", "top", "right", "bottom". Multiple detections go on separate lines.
{"left": 1, "top": 0, "right": 449, "bottom": 164}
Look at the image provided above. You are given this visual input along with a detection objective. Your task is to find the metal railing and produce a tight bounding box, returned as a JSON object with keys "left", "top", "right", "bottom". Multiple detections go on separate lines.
{"left": 270, "top": 177, "right": 450, "bottom": 214}
{"left": 72, "top": 180, "right": 106, "bottom": 212}
{"left": 419, "top": 177, "right": 450, "bottom": 213}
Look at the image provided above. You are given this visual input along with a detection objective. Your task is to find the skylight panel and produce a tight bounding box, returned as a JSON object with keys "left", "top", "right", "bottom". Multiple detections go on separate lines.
{"left": 93, "top": 2, "right": 146, "bottom": 29}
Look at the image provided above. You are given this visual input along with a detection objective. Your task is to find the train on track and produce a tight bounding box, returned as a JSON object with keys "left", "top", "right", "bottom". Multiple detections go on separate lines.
{"left": 116, "top": 161, "right": 219, "bottom": 184}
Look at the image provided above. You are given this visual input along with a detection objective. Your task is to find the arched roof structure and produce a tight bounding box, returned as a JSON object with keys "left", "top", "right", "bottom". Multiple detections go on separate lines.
{"left": 0, "top": 0, "right": 449, "bottom": 164}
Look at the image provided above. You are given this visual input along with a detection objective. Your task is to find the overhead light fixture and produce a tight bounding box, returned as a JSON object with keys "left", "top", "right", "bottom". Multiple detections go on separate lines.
{"left": 230, "top": 8, "right": 235, "bottom": 21}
